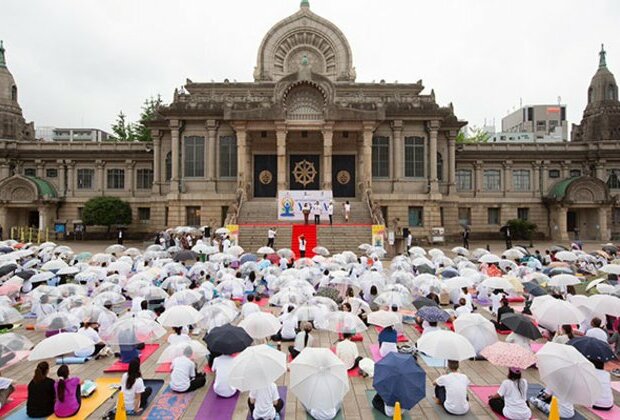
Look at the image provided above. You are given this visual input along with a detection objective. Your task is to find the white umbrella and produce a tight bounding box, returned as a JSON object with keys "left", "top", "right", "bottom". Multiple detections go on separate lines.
{"left": 374, "top": 291, "right": 412, "bottom": 308}
{"left": 442, "top": 276, "right": 474, "bottom": 290}
{"left": 408, "top": 246, "right": 426, "bottom": 256}
{"left": 165, "top": 290, "right": 202, "bottom": 308}
{"left": 41, "top": 259, "right": 68, "bottom": 272}
{"left": 323, "top": 311, "right": 367, "bottom": 334}
{"left": 56, "top": 266, "right": 80, "bottom": 276}
{"left": 599, "top": 264, "right": 620, "bottom": 275}
{"left": 102, "top": 317, "right": 166, "bottom": 345}
{"left": 555, "top": 251, "right": 578, "bottom": 262}
{"left": 312, "top": 246, "right": 330, "bottom": 257}
{"left": 367, "top": 310, "right": 400, "bottom": 328}
{"left": 532, "top": 299, "right": 584, "bottom": 329}
{"left": 226, "top": 245, "right": 245, "bottom": 257}
{"left": 105, "top": 244, "right": 126, "bottom": 255}
{"left": 157, "top": 305, "right": 204, "bottom": 327}
{"left": 587, "top": 294, "right": 620, "bottom": 316}
{"left": 156, "top": 340, "right": 209, "bottom": 364}
{"left": 198, "top": 302, "right": 238, "bottom": 331}
{"left": 257, "top": 246, "right": 275, "bottom": 255}
{"left": 92, "top": 291, "right": 125, "bottom": 306}
{"left": 502, "top": 248, "right": 525, "bottom": 260}
{"left": 451, "top": 246, "right": 469, "bottom": 256}
{"left": 290, "top": 348, "right": 349, "bottom": 411}
{"left": 229, "top": 344, "right": 287, "bottom": 391}
{"left": 28, "top": 332, "right": 94, "bottom": 361}
{"left": 536, "top": 342, "right": 602, "bottom": 406}
{"left": 585, "top": 277, "right": 608, "bottom": 291}
{"left": 239, "top": 312, "right": 281, "bottom": 339}
{"left": 596, "top": 283, "right": 616, "bottom": 294}
{"left": 548, "top": 274, "right": 580, "bottom": 287}
{"left": 453, "top": 313, "right": 497, "bottom": 355}
{"left": 479, "top": 277, "right": 513, "bottom": 291}
{"left": 479, "top": 254, "right": 501, "bottom": 264}
{"left": 215, "top": 227, "right": 230, "bottom": 235}
{"left": 416, "top": 330, "right": 476, "bottom": 361}
{"left": 277, "top": 248, "right": 294, "bottom": 259}
{"left": 35, "top": 311, "right": 80, "bottom": 331}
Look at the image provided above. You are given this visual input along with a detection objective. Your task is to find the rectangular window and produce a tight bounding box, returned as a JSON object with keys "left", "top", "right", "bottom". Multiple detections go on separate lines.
{"left": 183, "top": 136, "right": 205, "bottom": 178}
{"left": 408, "top": 206, "right": 423, "bottom": 227}
{"left": 138, "top": 207, "right": 151, "bottom": 223}
{"left": 569, "top": 169, "right": 581, "bottom": 177}
{"left": 45, "top": 168, "right": 58, "bottom": 178}
{"left": 458, "top": 207, "right": 471, "bottom": 227}
{"left": 517, "top": 207, "right": 529, "bottom": 221}
{"left": 404, "top": 136, "right": 425, "bottom": 178}
{"left": 186, "top": 206, "right": 201, "bottom": 226}
{"left": 483, "top": 169, "right": 501, "bottom": 191}
{"left": 372, "top": 136, "right": 390, "bottom": 178}
{"left": 536, "top": 120, "right": 546, "bottom": 131}
{"left": 548, "top": 120, "right": 559, "bottom": 131}
{"left": 77, "top": 168, "right": 94, "bottom": 189}
{"left": 614, "top": 208, "right": 620, "bottom": 225}
{"left": 219, "top": 136, "right": 237, "bottom": 178}
{"left": 24, "top": 168, "right": 36, "bottom": 177}
{"left": 549, "top": 169, "right": 560, "bottom": 178}
{"left": 512, "top": 169, "right": 530, "bottom": 192}
{"left": 487, "top": 208, "right": 500, "bottom": 225}
{"left": 136, "top": 168, "right": 154, "bottom": 190}
{"left": 77, "top": 207, "right": 83, "bottom": 219}
{"left": 107, "top": 168, "right": 125, "bottom": 190}
{"left": 456, "top": 169, "right": 472, "bottom": 191}
{"left": 164, "top": 207, "right": 169, "bottom": 226}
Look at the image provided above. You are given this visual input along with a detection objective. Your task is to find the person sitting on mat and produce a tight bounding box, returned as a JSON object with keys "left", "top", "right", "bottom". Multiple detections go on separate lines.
{"left": 121, "top": 358, "right": 153, "bottom": 415}
{"left": 590, "top": 358, "right": 613, "bottom": 411}
{"left": 212, "top": 353, "right": 237, "bottom": 398}
{"left": 170, "top": 346, "right": 206, "bottom": 393}
{"left": 248, "top": 382, "right": 283, "bottom": 420}
{"left": 289, "top": 322, "right": 314, "bottom": 359}
{"left": 529, "top": 387, "right": 575, "bottom": 418}
{"left": 167, "top": 326, "right": 191, "bottom": 345}
{"left": 552, "top": 324, "right": 574, "bottom": 345}
{"left": 271, "top": 305, "right": 298, "bottom": 344}
{"left": 0, "top": 377, "right": 15, "bottom": 412}
{"left": 118, "top": 327, "right": 145, "bottom": 363}
{"left": 433, "top": 360, "right": 470, "bottom": 416}
{"left": 54, "top": 365, "right": 81, "bottom": 418}
{"left": 336, "top": 332, "right": 363, "bottom": 371}
{"left": 371, "top": 392, "right": 409, "bottom": 417}
{"left": 27, "top": 361, "right": 56, "bottom": 418}
{"left": 378, "top": 325, "right": 398, "bottom": 357}
{"left": 491, "top": 298, "right": 514, "bottom": 331}
{"left": 75, "top": 321, "right": 109, "bottom": 359}
{"left": 487, "top": 367, "right": 531, "bottom": 420}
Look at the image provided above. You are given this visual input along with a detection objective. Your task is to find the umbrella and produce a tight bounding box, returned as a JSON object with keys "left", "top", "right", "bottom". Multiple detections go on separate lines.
{"left": 239, "top": 254, "right": 258, "bottom": 264}
{"left": 599, "top": 264, "right": 620, "bottom": 275}
{"left": 417, "top": 306, "right": 449, "bottom": 323}
{"left": 105, "top": 244, "right": 125, "bottom": 255}
{"left": 290, "top": 348, "right": 350, "bottom": 411}
{"left": 312, "top": 246, "right": 330, "bottom": 257}
{"left": 0, "top": 333, "right": 33, "bottom": 369}
{"left": 0, "top": 263, "right": 17, "bottom": 277}
{"left": 257, "top": 246, "right": 275, "bottom": 255}
{"left": 587, "top": 294, "right": 620, "bottom": 316}
{"left": 568, "top": 336, "right": 615, "bottom": 363}
{"left": 442, "top": 276, "right": 474, "bottom": 290}
{"left": 373, "top": 352, "right": 426, "bottom": 410}
{"left": 555, "top": 251, "right": 578, "bottom": 262}
{"left": 40, "top": 259, "right": 68, "bottom": 272}
{"left": 198, "top": 303, "right": 238, "bottom": 331}
{"left": 374, "top": 291, "right": 412, "bottom": 309}
{"left": 226, "top": 245, "right": 244, "bottom": 257}
{"left": 531, "top": 299, "right": 584, "bottom": 329}
{"left": 479, "top": 254, "right": 501, "bottom": 264}
{"left": 239, "top": 312, "right": 281, "bottom": 339}
{"left": 453, "top": 313, "right": 498, "bottom": 354}
{"left": 92, "top": 292, "right": 125, "bottom": 306}
{"left": 500, "top": 313, "right": 542, "bottom": 340}
{"left": 174, "top": 250, "right": 198, "bottom": 262}
{"left": 479, "top": 277, "right": 514, "bottom": 291}
{"left": 157, "top": 305, "right": 204, "bottom": 327}
{"left": 204, "top": 324, "right": 252, "bottom": 355}
{"left": 416, "top": 330, "right": 476, "bottom": 361}
{"left": 323, "top": 311, "right": 367, "bottom": 334}
{"left": 451, "top": 246, "right": 469, "bottom": 256}
{"left": 502, "top": 249, "right": 525, "bottom": 260}
{"left": 215, "top": 227, "right": 230, "bottom": 235}
{"left": 0, "top": 306, "right": 23, "bottom": 325}
{"left": 536, "top": 342, "right": 602, "bottom": 406}
{"left": 548, "top": 274, "right": 580, "bottom": 287}
{"left": 56, "top": 266, "right": 80, "bottom": 276}
{"left": 29, "top": 271, "right": 56, "bottom": 284}
{"left": 28, "top": 332, "right": 94, "bottom": 361}
{"left": 480, "top": 342, "right": 537, "bottom": 369}
{"left": 412, "top": 297, "right": 439, "bottom": 310}
{"left": 277, "top": 248, "right": 294, "bottom": 259}
{"left": 101, "top": 317, "right": 166, "bottom": 345}
{"left": 586, "top": 277, "right": 608, "bottom": 291}
{"left": 367, "top": 310, "right": 400, "bottom": 328}
{"left": 165, "top": 290, "right": 202, "bottom": 308}
{"left": 156, "top": 340, "right": 209, "bottom": 364}
{"left": 229, "top": 344, "right": 286, "bottom": 391}
{"left": 522, "top": 282, "right": 546, "bottom": 297}
{"left": 35, "top": 311, "right": 80, "bottom": 332}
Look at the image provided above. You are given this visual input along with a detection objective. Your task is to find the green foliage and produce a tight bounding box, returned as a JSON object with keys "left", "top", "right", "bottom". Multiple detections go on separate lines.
{"left": 506, "top": 219, "right": 537, "bottom": 240}
{"left": 456, "top": 127, "right": 490, "bottom": 144}
{"left": 82, "top": 197, "right": 132, "bottom": 231}
{"left": 110, "top": 95, "right": 162, "bottom": 142}
{"left": 111, "top": 111, "right": 134, "bottom": 141}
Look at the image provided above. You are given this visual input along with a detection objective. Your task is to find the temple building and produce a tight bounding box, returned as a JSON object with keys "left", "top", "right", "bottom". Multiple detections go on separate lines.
{"left": 0, "top": 1, "right": 619, "bottom": 246}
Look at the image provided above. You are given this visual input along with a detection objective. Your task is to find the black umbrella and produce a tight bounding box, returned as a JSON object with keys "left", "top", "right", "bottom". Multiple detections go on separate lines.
{"left": 602, "top": 245, "right": 617, "bottom": 255}
{"left": 174, "top": 250, "right": 198, "bottom": 262}
{"left": 14, "top": 270, "right": 35, "bottom": 280}
{"left": 0, "top": 246, "right": 13, "bottom": 254}
{"left": 500, "top": 313, "right": 542, "bottom": 340}
{"left": 0, "top": 263, "right": 17, "bottom": 277}
{"left": 413, "top": 297, "right": 439, "bottom": 310}
{"left": 204, "top": 324, "right": 252, "bottom": 355}
{"left": 568, "top": 336, "right": 616, "bottom": 363}
{"left": 522, "top": 282, "right": 546, "bottom": 297}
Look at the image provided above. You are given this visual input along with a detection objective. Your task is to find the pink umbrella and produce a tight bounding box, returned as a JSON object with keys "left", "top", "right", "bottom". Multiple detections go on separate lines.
{"left": 0, "top": 283, "right": 20, "bottom": 296}
{"left": 480, "top": 342, "right": 537, "bottom": 370}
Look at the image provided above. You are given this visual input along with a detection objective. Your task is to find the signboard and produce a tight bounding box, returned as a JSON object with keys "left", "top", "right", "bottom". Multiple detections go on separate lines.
{"left": 372, "top": 225, "right": 386, "bottom": 248}
{"left": 277, "top": 190, "right": 334, "bottom": 221}
{"left": 226, "top": 224, "right": 239, "bottom": 245}
{"left": 431, "top": 227, "right": 445, "bottom": 244}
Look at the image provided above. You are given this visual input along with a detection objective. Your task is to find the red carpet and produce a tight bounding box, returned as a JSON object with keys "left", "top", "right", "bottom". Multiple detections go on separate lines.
{"left": 291, "top": 224, "right": 317, "bottom": 258}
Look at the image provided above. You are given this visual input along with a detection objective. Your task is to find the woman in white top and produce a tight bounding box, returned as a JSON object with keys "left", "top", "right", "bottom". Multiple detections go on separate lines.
{"left": 121, "top": 359, "right": 152, "bottom": 415}
{"left": 212, "top": 354, "right": 237, "bottom": 398}
{"left": 591, "top": 359, "right": 613, "bottom": 410}
{"left": 167, "top": 327, "right": 191, "bottom": 345}
{"left": 551, "top": 324, "right": 574, "bottom": 345}
{"left": 272, "top": 305, "right": 298, "bottom": 342}
{"left": 343, "top": 201, "right": 351, "bottom": 222}
{"left": 336, "top": 333, "right": 362, "bottom": 370}
{"left": 488, "top": 368, "right": 531, "bottom": 420}
{"left": 289, "top": 322, "right": 313, "bottom": 359}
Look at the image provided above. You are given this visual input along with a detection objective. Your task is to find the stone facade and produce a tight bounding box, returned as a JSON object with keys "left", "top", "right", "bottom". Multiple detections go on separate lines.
{"left": 0, "top": 3, "right": 619, "bottom": 242}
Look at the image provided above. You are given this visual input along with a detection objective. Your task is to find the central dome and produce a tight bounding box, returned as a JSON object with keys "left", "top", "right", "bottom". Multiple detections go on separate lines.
{"left": 253, "top": 2, "right": 355, "bottom": 82}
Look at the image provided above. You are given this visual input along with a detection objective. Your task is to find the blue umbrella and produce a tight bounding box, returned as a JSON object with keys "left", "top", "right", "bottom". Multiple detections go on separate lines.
{"left": 240, "top": 254, "right": 257, "bottom": 264}
{"left": 440, "top": 268, "right": 458, "bottom": 278}
{"left": 522, "top": 282, "right": 546, "bottom": 297}
{"left": 417, "top": 306, "right": 450, "bottom": 323}
{"left": 568, "top": 336, "right": 616, "bottom": 362}
{"left": 373, "top": 352, "right": 425, "bottom": 410}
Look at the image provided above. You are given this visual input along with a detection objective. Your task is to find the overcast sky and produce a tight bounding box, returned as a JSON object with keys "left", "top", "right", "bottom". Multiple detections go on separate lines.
{"left": 2, "top": 0, "right": 619, "bottom": 133}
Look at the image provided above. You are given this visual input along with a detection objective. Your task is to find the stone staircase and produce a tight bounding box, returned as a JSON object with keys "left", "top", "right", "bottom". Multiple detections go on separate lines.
{"left": 237, "top": 198, "right": 373, "bottom": 255}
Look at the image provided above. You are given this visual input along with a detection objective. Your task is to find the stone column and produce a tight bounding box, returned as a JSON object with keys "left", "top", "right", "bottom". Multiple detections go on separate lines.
{"left": 276, "top": 126, "right": 287, "bottom": 191}
{"left": 35, "top": 160, "right": 44, "bottom": 178}
{"left": 96, "top": 160, "right": 104, "bottom": 193}
{"left": 66, "top": 160, "right": 74, "bottom": 198}
{"left": 126, "top": 160, "right": 135, "bottom": 197}
{"left": 560, "top": 161, "right": 569, "bottom": 179}
{"left": 557, "top": 207, "right": 569, "bottom": 241}
{"left": 361, "top": 122, "right": 374, "bottom": 189}
{"left": 473, "top": 161, "right": 483, "bottom": 197}
{"left": 152, "top": 132, "right": 161, "bottom": 194}
{"left": 448, "top": 131, "right": 457, "bottom": 194}
{"left": 206, "top": 120, "right": 218, "bottom": 188}
{"left": 322, "top": 125, "right": 333, "bottom": 190}
{"left": 503, "top": 161, "right": 512, "bottom": 197}
{"left": 56, "top": 160, "right": 66, "bottom": 197}
{"left": 532, "top": 161, "right": 540, "bottom": 197}
{"left": 540, "top": 161, "right": 549, "bottom": 195}
{"left": 427, "top": 121, "right": 440, "bottom": 194}
{"left": 235, "top": 124, "right": 248, "bottom": 188}
{"left": 391, "top": 120, "right": 403, "bottom": 181}
{"left": 38, "top": 206, "right": 47, "bottom": 230}
{"left": 0, "top": 162, "right": 9, "bottom": 179}
{"left": 170, "top": 120, "right": 180, "bottom": 193}
{"left": 599, "top": 207, "right": 609, "bottom": 241}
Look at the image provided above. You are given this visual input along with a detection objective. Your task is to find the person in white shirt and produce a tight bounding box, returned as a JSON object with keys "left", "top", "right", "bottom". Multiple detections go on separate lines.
{"left": 308, "top": 406, "right": 339, "bottom": 420}
{"left": 170, "top": 347, "right": 206, "bottom": 393}
{"left": 422, "top": 321, "right": 440, "bottom": 335}
{"left": 312, "top": 201, "right": 321, "bottom": 225}
{"left": 591, "top": 359, "right": 614, "bottom": 410}
{"left": 433, "top": 360, "right": 470, "bottom": 416}
{"left": 96, "top": 302, "right": 117, "bottom": 332}
{"left": 585, "top": 317, "right": 609, "bottom": 342}
{"left": 33, "top": 295, "right": 55, "bottom": 319}
{"left": 131, "top": 296, "right": 145, "bottom": 313}
{"left": 121, "top": 359, "right": 152, "bottom": 415}
{"left": 212, "top": 354, "right": 237, "bottom": 398}
{"left": 75, "top": 322, "right": 108, "bottom": 358}
{"left": 248, "top": 382, "right": 283, "bottom": 420}
{"left": 327, "top": 201, "right": 334, "bottom": 226}
{"left": 298, "top": 235, "right": 306, "bottom": 258}
{"left": 488, "top": 368, "right": 531, "bottom": 420}
{"left": 266, "top": 228, "right": 276, "bottom": 249}
{"left": 343, "top": 201, "right": 351, "bottom": 222}
{"left": 336, "top": 334, "right": 362, "bottom": 370}
{"left": 167, "top": 327, "right": 191, "bottom": 346}
{"left": 372, "top": 257, "right": 383, "bottom": 272}
{"left": 279, "top": 257, "right": 288, "bottom": 270}
{"left": 272, "top": 306, "right": 298, "bottom": 343}
{"left": 454, "top": 298, "right": 472, "bottom": 318}
{"left": 289, "top": 322, "right": 313, "bottom": 359}
{"left": 222, "top": 236, "right": 231, "bottom": 253}
{"left": 241, "top": 295, "right": 261, "bottom": 318}
{"left": 490, "top": 291, "right": 504, "bottom": 316}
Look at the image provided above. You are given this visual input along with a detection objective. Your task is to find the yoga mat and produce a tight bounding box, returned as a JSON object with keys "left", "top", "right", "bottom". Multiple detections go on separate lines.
{"left": 55, "top": 356, "right": 89, "bottom": 365}
{"left": 155, "top": 363, "right": 171, "bottom": 373}
{"left": 104, "top": 344, "right": 159, "bottom": 373}
{"left": 4, "top": 407, "right": 30, "bottom": 420}
{"left": 585, "top": 405, "right": 620, "bottom": 420}
{"left": 256, "top": 298, "right": 269, "bottom": 307}
{"left": 0, "top": 384, "right": 27, "bottom": 418}
{"left": 470, "top": 385, "right": 543, "bottom": 420}
{"left": 49, "top": 377, "right": 121, "bottom": 420}
{"left": 338, "top": 333, "right": 363, "bottom": 342}
{"left": 139, "top": 379, "right": 165, "bottom": 412}
{"left": 507, "top": 296, "right": 525, "bottom": 303}
{"left": 246, "top": 386, "right": 287, "bottom": 420}
{"left": 527, "top": 384, "right": 586, "bottom": 420}
{"left": 369, "top": 344, "right": 382, "bottom": 362}
{"left": 530, "top": 342, "right": 544, "bottom": 353}
{"left": 420, "top": 354, "right": 446, "bottom": 368}
{"left": 612, "top": 381, "right": 620, "bottom": 393}
{"left": 195, "top": 384, "right": 239, "bottom": 419}
{"left": 424, "top": 384, "right": 478, "bottom": 420}
{"left": 373, "top": 326, "right": 407, "bottom": 342}
{"left": 364, "top": 390, "right": 411, "bottom": 420}
{"left": 143, "top": 385, "right": 196, "bottom": 420}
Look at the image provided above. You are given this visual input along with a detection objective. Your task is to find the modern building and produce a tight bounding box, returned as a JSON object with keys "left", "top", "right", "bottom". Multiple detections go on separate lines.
{"left": 0, "top": 2, "right": 619, "bottom": 245}
{"left": 488, "top": 131, "right": 562, "bottom": 143}
{"left": 51, "top": 128, "right": 110, "bottom": 142}
{"left": 502, "top": 104, "right": 568, "bottom": 141}
{"left": 35, "top": 126, "right": 55, "bottom": 141}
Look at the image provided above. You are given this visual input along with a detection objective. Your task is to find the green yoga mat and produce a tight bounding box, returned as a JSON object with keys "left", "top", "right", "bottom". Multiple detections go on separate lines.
{"left": 364, "top": 391, "right": 411, "bottom": 420}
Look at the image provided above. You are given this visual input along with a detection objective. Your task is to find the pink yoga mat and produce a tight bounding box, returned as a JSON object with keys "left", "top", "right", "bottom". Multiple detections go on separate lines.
{"left": 155, "top": 362, "right": 172, "bottom": 373}
{"left": 0, "top": 384, "right": 27, "bottom": 417}
{"left": 104, "top": 344, "right": 159, "bottom": 372}
{"left": 612, "top": 381, "right": 620, "bottom": 393}
{"left": 530, "top": 342, "right": 544, "bottom": 353}
{"left": 369, "top": 343, "right": 382, "bottom": 362}
{"left": 470, "top": 385, "right": 533, "bottom": 420}
{"left": 586, "top": 405, "right": 620, "bottom": 420}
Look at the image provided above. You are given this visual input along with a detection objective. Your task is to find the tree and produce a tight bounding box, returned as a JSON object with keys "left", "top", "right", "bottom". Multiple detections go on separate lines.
{"left": 134, "top": 95, "right": 163, "bottom": 142}
{"left": 82, "top": 197, "right": 132, "bottom": 233}
{"left": 504, "top": 219, "right": 537, "bottom": 240}
{"left": 456, "top": 126, "right": 490, "bottom": 144}
{"left": 111, "top": 111, "right": 134, "bottom": 141}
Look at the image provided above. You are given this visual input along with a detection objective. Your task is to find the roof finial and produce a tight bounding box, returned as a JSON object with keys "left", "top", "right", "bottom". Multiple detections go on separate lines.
{"left": 0, "top": 41, "right": 6, "bottom": 68}
{"left": 599, "top": 43, "right": 607, "bottom": 69}
{"left": 300, "top": 0, "right": 310, "bottom": 8}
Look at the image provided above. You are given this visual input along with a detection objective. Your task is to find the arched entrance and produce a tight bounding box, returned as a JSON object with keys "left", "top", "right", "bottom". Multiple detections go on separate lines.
{"left": 0, "top": 175, "right": 59, "bottom": 231}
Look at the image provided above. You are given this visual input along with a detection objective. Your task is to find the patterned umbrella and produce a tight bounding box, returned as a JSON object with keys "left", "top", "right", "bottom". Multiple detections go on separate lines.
{"left": 416, "top": 306, "right": 449, "bottom": 323}
{"left": 480, "top": 342, "right": 537, "bottom": 369}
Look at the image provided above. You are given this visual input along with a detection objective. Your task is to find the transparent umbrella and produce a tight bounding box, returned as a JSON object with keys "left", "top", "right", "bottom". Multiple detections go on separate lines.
{"left": 101, "top": 316, "right": 166, "bottom": 345}
{"left": 156, "top": 340, "right": 209, "bottom": 364}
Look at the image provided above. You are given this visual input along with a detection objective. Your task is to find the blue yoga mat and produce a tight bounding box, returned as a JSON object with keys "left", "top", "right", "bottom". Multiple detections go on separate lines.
{"left": 55, "top": 356, "right": 90, "bottom": 365}
{"left": 420, "top": 354, "right": 446, "bottom": 368}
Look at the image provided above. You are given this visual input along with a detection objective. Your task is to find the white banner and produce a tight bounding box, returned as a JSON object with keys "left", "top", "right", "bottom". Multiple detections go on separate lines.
{"left": 277, "top": 190, "right": 334, "bottom": 221}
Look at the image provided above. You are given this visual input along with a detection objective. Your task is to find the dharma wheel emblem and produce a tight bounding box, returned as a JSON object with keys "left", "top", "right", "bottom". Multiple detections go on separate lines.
{"left": 259, "top": 170, "right": 273, "bottom": 185}
{"left": 292, "top": 160, "right": 317, "bottom": 187}
{"left": 336, "top": 170, "right": 351, "bottom": 185}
